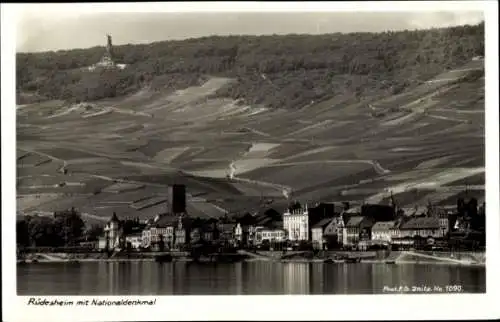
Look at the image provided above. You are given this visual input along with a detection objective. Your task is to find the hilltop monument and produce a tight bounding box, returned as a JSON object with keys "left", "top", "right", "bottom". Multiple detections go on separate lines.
{"left": 88, "top": 34, "right": 126, "bottom": 71}
{"left": 97, "top": 34, "right": 115, "bottom": 67}
{"left": 106, "top": 34, "right": 113, "bottom": 57}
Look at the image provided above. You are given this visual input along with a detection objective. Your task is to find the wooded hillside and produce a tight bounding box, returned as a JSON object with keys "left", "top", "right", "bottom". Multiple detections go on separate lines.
{"left": 16, "top": 22, "right": 484, "bottom": 108}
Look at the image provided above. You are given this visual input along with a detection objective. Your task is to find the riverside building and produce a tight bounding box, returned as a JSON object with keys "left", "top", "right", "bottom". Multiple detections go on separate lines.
{"left": 283, "top": 202, "right": 310, "bottom": 241}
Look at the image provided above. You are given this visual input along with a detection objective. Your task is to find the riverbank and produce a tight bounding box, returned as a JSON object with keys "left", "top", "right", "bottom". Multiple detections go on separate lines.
{"left": 17, "top": 258, "right": 485, "bottom": 267}
{"left": 17, "top": 250, "right": 485, "bottom": 267}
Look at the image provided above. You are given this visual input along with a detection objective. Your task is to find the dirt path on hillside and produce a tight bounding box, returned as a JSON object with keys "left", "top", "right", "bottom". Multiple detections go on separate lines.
{"left": 364, "top": 167, "right": 484, "bottom": 204}
{"left": 261, "top": 159, "right": 390, "bottom": 175}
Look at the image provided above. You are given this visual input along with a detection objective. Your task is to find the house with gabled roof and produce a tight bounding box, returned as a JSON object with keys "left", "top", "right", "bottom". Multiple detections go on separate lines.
{"left": 398, "top": 217, "right": 442, "bottom": 238}
{"left": 311, "top": 218, "right": 334, "bottom": 250}
{"left": 342, "top": 215, "right": 365, "bottom": 246}
{"left": 391, "top": 217, "right": 443, "bottom": 248}
{"left": 371, "top": 221, "right": 397, "bottom": 243}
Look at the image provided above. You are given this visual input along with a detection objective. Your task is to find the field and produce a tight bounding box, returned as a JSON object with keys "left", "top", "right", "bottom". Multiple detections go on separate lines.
{"left": 16, "top": 58, "right": 485, "bottom": 222}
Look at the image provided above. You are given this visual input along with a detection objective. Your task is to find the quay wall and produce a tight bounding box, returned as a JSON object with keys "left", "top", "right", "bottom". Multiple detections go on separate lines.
{"left": 18, "top": 250, "right": 486, "bottom": 264}
{"left": 256, "top": 250, "right": 485, "bottom": 262}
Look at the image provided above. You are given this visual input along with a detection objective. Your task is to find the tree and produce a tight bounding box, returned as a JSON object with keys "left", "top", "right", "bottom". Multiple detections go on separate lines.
{"left": 17, "top": 23, "right": 484, "bottom": 109}
{"left": 261, "top": 239, "right": 271, "bottom": 251}
{"left": 158, "top": 234, "right": 165, "bottom": 252}
{"left": 27, "top": 216, "right": 60, "bottom": 247}
{"left": 83, "top": 224, "right": 104, "bottom": 241}
{"left": 298, "top": 240, "right": 312, "bottom": 251}
{"left": 16, "top": 219, "right": 30, "bottom": 247}
{"left": 54, "top": 209, "right": 85, "bottom": 246}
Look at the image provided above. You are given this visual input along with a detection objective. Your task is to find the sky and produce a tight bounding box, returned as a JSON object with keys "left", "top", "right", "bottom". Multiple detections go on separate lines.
{"left": 17, "top": 7, "right": 484, "bottom": 53}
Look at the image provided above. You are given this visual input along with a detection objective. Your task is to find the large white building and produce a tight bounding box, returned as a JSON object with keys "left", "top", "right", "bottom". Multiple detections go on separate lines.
{"left": 283, "top": 203, "right": 310, "bottom": 241}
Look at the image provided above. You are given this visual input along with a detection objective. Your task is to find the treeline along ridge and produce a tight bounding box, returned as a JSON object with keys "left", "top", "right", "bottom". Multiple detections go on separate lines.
{"left": 16, "top": 22, "right": 484, "bottom": 108}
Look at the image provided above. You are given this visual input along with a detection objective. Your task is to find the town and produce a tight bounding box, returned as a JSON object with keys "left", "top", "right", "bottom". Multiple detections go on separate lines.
{"left": 16, "top": 183, "right": 486, "bottom": 263}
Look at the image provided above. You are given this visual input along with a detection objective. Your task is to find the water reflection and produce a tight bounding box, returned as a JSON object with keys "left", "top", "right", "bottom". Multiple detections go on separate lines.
{"left": 17, "top": 262, "right": 486, "bottom": 295}
{"left": 283, "top": 263, "right": 309, "bottom": 294}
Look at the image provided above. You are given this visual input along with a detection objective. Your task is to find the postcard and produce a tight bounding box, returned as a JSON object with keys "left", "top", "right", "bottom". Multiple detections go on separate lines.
{"left": 2, "top": 1, "right": 499, "bottom": 321}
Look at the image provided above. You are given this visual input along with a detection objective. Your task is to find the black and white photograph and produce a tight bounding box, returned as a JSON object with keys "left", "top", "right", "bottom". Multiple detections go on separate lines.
{"left": 2, "top": 2, "right": 499, "bottom": 321}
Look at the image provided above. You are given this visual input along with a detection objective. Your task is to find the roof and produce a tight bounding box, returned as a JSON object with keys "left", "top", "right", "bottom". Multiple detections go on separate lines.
{"left": 150, "top": 214, "right": 178, "bottom": 227}
{"left": 268, "top": 220, "right": 283, "bottom": 229}
{"left": 360, "top": 217, "right": 376, "bottom": 229}
{"left": 437, "top": 211, "right": 449, "bottom": 218}
{"left": 256, "top": 216, "right": 273, "bottom": 226}
{"left": 400, "top": 207, "right": 415, "bottom": 214}
{"left": 109, "top": 212, "right": 120, "bottom": 223}
{"left": 124, "top": 225, "right": 146, "bottom": 235}
{"left": 346, "top": 216, "right": 365, "bottom": 227}
{"left": 287, "top": 201, "right": 303, "bottom": 212}
{"left": 202, "top": 226, "right": 216, "bottom": 233}
{"left": 308, "top": 203, "right": 337, "bottom": 217}
{"left": 344, "top": 207, "right": 361, "bottom": 214}
{"left": 403, "top": 206, "right": 427, "bottom": 216}
{"left": 187, "top": 202, "right": 226, "bottom": 219}
{"left": 218, "top": 223, "right": 235, "bottom": 232}
{"left": 259, "top": 227, "right": 285, "bottom": 232}
{"left": 372, "top": 221, "right": 396, "bottom": 231}
{"left": 126, "top": 233, "right": 142, "bottom": 238}
{"left": 400, "top": 217, "right": 440, "bottom": 230}
{"left": 414, "top": 207, "right": 427, "bottom": 216}
{"left": 312, "top": 218, "right": 333, "bottom": 229}
{"left": 253, "top": 207, "right": 281, "bottom": 222}
{"left": 234, "top": 213, "right": 257, "bottom": 226}
{"left": 361, "top": 204, "right": 395, "bottom": 221}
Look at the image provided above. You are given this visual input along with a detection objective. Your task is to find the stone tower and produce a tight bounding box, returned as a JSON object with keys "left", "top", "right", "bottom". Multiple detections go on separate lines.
{"left": 168, "top": 184, "right": 187, "bottom": 215}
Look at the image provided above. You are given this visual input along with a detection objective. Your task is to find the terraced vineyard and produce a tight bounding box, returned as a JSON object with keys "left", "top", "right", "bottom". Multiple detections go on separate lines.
{"left": 16, "top": 35, "right": 485, "bottom": 223}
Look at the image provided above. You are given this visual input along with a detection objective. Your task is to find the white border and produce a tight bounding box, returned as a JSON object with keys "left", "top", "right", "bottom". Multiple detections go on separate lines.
{"left": 2, "top": 2, "right": 499, "bottom": 322}
{"left": 7, "top": 1, "right": 495, "bottom": 14}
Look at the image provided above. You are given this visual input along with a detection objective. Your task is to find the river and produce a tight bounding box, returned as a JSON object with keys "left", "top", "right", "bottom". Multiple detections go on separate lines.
{"left": 17, "top": 261, "right": 485, "bottom": 295}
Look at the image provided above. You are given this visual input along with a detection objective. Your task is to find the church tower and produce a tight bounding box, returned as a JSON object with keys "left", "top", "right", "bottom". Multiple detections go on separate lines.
{"left": 389, "top": 190, "right": 398, "bottom": 215}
